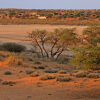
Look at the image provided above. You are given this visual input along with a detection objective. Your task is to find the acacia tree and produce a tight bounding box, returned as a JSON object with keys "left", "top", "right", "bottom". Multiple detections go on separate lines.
{"left": 28, "top": 28, "right": 78, "bottom": 60}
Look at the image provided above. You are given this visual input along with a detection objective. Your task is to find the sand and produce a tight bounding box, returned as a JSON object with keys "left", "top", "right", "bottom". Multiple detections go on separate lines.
{"left": 0, "top": 64, "right": 100, "bottom": 100}
{"left": 0, "top": 24, "right": 87, "bottom": 50}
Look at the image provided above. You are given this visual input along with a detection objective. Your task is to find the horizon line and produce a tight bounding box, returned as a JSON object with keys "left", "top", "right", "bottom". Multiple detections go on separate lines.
{"left": 0, "top": 8, "right": 100, "bottom": 10}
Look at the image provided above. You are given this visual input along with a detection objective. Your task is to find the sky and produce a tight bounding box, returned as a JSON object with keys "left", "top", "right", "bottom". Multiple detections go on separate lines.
{"left": 0, "top": 0, "right": 100, "bottom": 9}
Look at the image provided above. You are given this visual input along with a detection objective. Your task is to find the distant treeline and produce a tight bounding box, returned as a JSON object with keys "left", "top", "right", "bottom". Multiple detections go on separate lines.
{"left": 0, "top": 9, "right": 100, "bottom": 25}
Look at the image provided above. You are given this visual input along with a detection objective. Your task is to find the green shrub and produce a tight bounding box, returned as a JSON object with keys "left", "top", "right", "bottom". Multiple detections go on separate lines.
{"left": 71, "top": 46, "right": 100, "bottom": 70}
{"left": 0, "top": 43, "right": 26, "bottom": 52}
{"left": 4, "top": 71, "right": 12, "bottom": 75}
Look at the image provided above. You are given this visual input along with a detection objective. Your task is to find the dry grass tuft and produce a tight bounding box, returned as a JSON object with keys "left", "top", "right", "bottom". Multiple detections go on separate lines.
{"left": 26, "top": 70, "right": 34, "bottom": 74}
{"left": 58, "top": 70, "right": 67, "bottom": 74}
{"left": 3, "top": 56, "right": 23, "bottom": 66}
{"left": 30, "top": 72, "right": 39, "bottom": 77}
{"left": 56, "top": 75, "right": 72, "bottom": 82}
{"left": 75, "top": 71, "right": 89, "bottom": 78}
{"left": 87, "top": 73, "right": 100, "bottom": 78}
{"left": 2, "top": 81, "right": 16, "bottom": 86}
{"left": 40, "top": 74, "right": 56, "bottom": 80}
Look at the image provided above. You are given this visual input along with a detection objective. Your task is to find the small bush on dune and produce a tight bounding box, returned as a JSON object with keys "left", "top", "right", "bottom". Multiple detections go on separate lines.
{"left": 58, "top": 70, "right": 67, "bottom": 74}
{"left": 34, "top": 61, "right": 41, "bottom": 65}
{"left": 87, "top": 73, "right": 100, "bottom": 78}
{"left": 30, "top": 72, "right": 39, "bottom": 77}
{"left": 75, "top": 71, "right": 89, "bottom": 78}
{"left": 2, "top": 81, "right": 16, "bottom": 86}
{"left": 4, "top": 71, "right": 12, "bottom": 75}
{"left": 33, "top": 66, "right": 46, "bottom": 69}
{"left": 40, "top": 74, "right": 56, "bottom": 80}
{"left": 0, "top": 43, "right": 26, "bottom": 52}
{"left": 26, "top": 70, "right": 34, "bottom": 74}
{"left": 44, "top": 68, "right": 59, "bottom": 73}
{"left": 4, "top": 56, "right": 23, "bottom": 66}
{"left": 56, "top": 75, "right": 72, "bottom": 82}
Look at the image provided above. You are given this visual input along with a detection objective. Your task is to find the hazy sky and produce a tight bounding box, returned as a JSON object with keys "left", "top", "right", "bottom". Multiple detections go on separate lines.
{"left": 0, "top": 0, "right": 100, "bottom": 9}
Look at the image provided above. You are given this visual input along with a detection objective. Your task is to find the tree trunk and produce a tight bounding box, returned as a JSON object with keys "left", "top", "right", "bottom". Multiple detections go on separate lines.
{"left": 50, "top": 40, "right": 58, "bottom": 57}
{"left": 35, "top": 39, "right": 44, "bottom": 57}
{"left": 42, "top": 43, "right": 49, "bottom": 58}
{"left": 55, "top": 49, "right": 64, "bottom": 60}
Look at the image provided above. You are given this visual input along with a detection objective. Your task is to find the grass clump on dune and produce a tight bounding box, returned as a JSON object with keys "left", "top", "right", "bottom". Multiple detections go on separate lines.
{"left": 30, "top": 72, "right": 39, "bottom": 77}
{"left": 56, "top": 75, "right": 72, "bottom": 82}
{"left": 44, "top": 68, "right": 59, "bottom": 73}
{"left": 58, "top": 70, "right": 67, "bottom": 74}
{"left": 40, "top": 74, "right": 56, "bottom": 80}
{"left": 2, "top": 81, "right": 16, "bottom": 86}
{"left": 3, "top": 56, "right": 24, "bottom": 66}
{"left": 26, "top": 70, "right": 34, "bottom": 74}
{"left": 87, "top": 73, "right": 100, "bottom": 78}
{"left": 33, "top": 66, "right": 46, "bottom": 69}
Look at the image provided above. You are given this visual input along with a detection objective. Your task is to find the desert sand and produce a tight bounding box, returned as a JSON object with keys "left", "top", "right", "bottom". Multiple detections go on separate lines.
{"left": 0, "top": 25, "right": 86, "bottom": 48}
{"left": 0, "top": 60, "right": 100, "bottom": 100}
